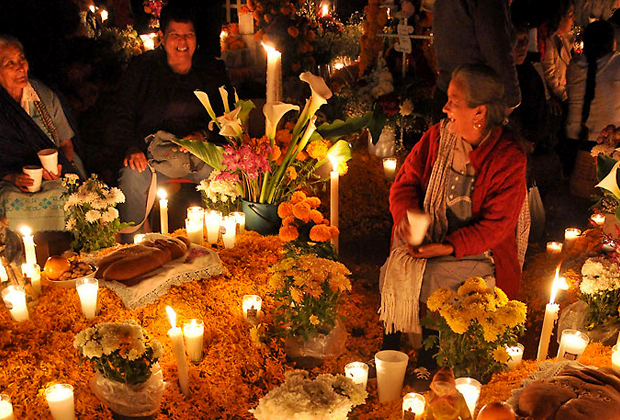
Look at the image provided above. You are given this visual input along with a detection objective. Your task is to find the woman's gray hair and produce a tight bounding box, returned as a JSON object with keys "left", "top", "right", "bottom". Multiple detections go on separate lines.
{"left": 0, "top": 35, "right": 25, "bottom": 54}
{"left": 451, "top": 64, "right": 507, "bottom": 129}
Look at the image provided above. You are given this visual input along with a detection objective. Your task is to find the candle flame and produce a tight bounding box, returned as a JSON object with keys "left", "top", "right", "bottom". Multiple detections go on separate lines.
{"left": 262, "top": 42, "right": 280, "bottom": 55}
{"left": 166, "top": 306, "right": 177, "bottom": 328}
{"left": 100, "top": 9, "right": 108, "bottom": 21}
{"left": 89, "top": 5, "right": 96, "bottom": 13}
{"left": 220, "top": 30, "right": 228, "bottom": 40}
{"left": 320, "top": 3, "right": 329, "bottom": 17}
{"left": 549, "top": 266, "right": 569, "bottom": 304}
{"left": 19, "top": 226, "right": 32, "bottom": 236}
{"left": 158, "top": 189, "right": 167, "bottom": 200}
{"left": 329, "top": 154, "right": 338, "bottom": 172}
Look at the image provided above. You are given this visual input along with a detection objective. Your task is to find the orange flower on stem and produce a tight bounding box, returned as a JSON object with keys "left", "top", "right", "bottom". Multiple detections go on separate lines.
{"left": 282, "top": 216, "right": 295, "bottom": 227}
{"left": 309, "top": 209, "right": 323, "bottom": 224}
{"left": 286, "top": 166, "right": 298, "bottom": 181}
{"left": 278, "top": 202, "right": 293, "bottom": 218}
{"left": 309, "top": 224, "right": 332, "bottom": 242}
{"left": 287, "top": 26, "right": 299, "bottom": 38}
{"left": 290, "top": 191, "right": 307, "bottom": 204}
{"left": 279, "top": 225, "right": 299, "bottom": 242}
{"left": 292, "top": 201, "right": 311, "bottom": 222}
{"left": 305, "top": 196, "right": 321, "bottom": 208}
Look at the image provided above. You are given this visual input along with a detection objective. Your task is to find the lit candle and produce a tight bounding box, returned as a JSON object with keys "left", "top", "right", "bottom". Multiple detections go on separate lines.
{"left": 506, "top": 343, "right": 524, "bottom": 370}
{"left": 0, "top": 394, "right": 14, "bottom": 420}
{"left": 140, "top": 33, "right": 157, "bottom": 51}
{"left": 383, "top": 157, "right": 397, "bottom": 179}
{"left": 220, "top": 216, "right": 236, "bottom": 249}
{"left": 1, "top": 285, "right": 29, "bottom": 322}
{"left": 187, "top": 206, "right": 204, "bottom": 221}
{"left": 612, "top": 344, "right": 620, "bottom": 369}
{"left": 232, "top": 211, "right": 246, "bottom": 234}
{"left": 537, "top": 268, "right": 568, "bottom": 360}
{"left": 591, "top": 213, "right": 605, "bottom": 226}
{"left": 100, "top": 9, "right": 108, "bottom": 21}
{"left": 158, "top": 189, "right": 168, "bottom": 235}
{"left": 88, "top": 5, "right": 95, "bottom": 13}
{"left": 557, "top": 329, "right": 589, "bottom": 361}
{"left": 402, "top": 392, "right": 425, "bottom": 419}
{"left": 454, "top": 377, "right": 481, "bottom": 419}
{"left": 166, "top": 306, "right": 190, "bottom": 396}
{"left": 262, "top": 43, "right": 282, "bottom": 105}
{"left": 329, "top": 156, "right": 339, "bottom": 254}
{"left": 242, "top": 295, "right": 262, "bottom": 325}
{"left": 185, "top": 218, "right": 203, "bottom": 245}
{"left": 344, "top": 362, "right": 369, "bottom": 390}
{"left": 546, "top": 241, "right": 563, "bottom": 254}
{"left": 20, "top": 226, "right": 37, "bottom": 267}
{"left": 564, "top": 227, "right": 581, "bottom": 249}
{"left": 320, "top": 2, "right": 329, "bottom": 17}
{"left": 0, "top": 265, "right": 7, "bottom": 283}
{"left": 76, "top": 276, "right": 98, "bottom": 319}
{"left": 205, "top": 210, "right": 222, "bottom": 244}
{"left": 134, "top": 234, "right": 146, "bottom": 244}
{"left": 44, "top": 384, "right": 75, "bottom": 420}
{"left": 22, "top": 263, "right": 41, "bottom": 295}
{"left": 183, "top": 319, "right": 204, "bottom": 363}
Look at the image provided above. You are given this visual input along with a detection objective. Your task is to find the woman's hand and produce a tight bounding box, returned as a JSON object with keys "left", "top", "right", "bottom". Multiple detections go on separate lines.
{"left": 393, "top": 214, "right": 411, "bottom": 244}
{"left": 124, "top": 151, "right": 148, "bottom": 172}
{"left": 407, "top": 242, "right": 454, "bottom": 258}
{"left": 4, "top": 173, "right": 34, "bottom": 192}
{"left": 59, "top": 139, "right": 75, "bottom": 162}
{"left": 42, "top": 164, "right": 62, "bottom": 181}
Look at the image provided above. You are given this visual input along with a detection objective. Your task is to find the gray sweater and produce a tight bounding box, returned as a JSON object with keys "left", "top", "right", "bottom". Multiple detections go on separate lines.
{"left": 433, "top": 0, "right": 521, "bottom": 108}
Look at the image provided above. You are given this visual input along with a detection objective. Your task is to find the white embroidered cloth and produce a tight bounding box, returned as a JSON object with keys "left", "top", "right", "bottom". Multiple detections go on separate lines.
{"left": 89, "top": 234, "right": 226, "bottom": 309}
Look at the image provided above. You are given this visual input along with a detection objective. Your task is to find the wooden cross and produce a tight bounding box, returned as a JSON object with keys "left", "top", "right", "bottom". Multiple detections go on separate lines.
{"left": 222, "top": 0, "right": 245, "bottom": 23}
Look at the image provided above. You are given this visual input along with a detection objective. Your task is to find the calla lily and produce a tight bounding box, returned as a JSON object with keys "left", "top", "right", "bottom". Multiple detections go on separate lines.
{"left": 596, "top": 161, "right": 620, "bottom": 198}
{"left": 194, "top": 90, "right": 218, "bottom": 125}
{"left": 300, "top": 71, "right": 332, "bottom": 116}
{"left": 263, "top": 101, "right": 300, "bottom": 140}
{"left": 219, "top": 86, "right": 230, "bottom": 113}
{"left": 234, "top": 88, "right": 240, "bottom": 104}
{"left": 217, "top": 106, "right": 244, "bottom": 140}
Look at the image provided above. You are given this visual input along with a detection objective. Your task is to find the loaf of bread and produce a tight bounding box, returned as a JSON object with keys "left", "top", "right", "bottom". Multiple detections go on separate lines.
{"left": 96, "top": 236, "right": 190, "bottom": 282}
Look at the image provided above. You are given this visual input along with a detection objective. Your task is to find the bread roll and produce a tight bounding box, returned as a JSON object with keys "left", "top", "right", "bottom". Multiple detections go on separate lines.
{"left": 95, "top": 244, "right": 158, "bottom": 278}
{"left": 102, "top": 247, "right": 171, "bottom": 281}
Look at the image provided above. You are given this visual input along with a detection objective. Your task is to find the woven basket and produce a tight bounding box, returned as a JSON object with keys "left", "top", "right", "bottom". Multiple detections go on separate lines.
{"left": 569, "top": 150, "right": 598, "bottom": 198}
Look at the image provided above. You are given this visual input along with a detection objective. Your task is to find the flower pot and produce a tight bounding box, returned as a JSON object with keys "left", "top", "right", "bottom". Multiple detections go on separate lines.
{"left": 89, "top": 363, "right": 165, "bottom": 418}
{"left": 242, "top": 200, "right": 281, "bottom": 236}
{"left": 284, "top": 320, "right": 346, "bottom": 368}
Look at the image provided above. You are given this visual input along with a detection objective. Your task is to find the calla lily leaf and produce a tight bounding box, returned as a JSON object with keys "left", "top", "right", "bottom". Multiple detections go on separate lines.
{"left": 171, "top": 139, "right": 224, "bottom": 171}
{"left": 315, "top": 140, "right": 352, "bottom": 169}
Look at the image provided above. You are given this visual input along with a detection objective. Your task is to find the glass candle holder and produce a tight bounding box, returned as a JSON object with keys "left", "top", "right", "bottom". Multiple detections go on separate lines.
{"left": 591, "top": 213, "right": 605, "bottom": 226}
{"left": 1, "top": 285, "right": 29, "bottom": 322}
{"left": 455, "top": 377, "right": 481, "bottom": 418}
{"left": 344, "top": 362, "right": 369, "bottom": 390}
{"left": 242, "top": 295, "right": 262, "bottom": 325}
{"left": 546, "top": 241, "right": 563, "bottom": 254}
{"left": 402, "top": 392, "right": 425, "bottom": 419}
{"left": 45, "top": 384, "right": 75, "bottom": 420}
{"left": 383, "top": 157, "right": 397, "bottom": 179}
{"left": 0, "top": 394, "right": 14, "bottom": 420}
{"left": 76, "top": 276, "right": 99, "bottom": 319}
{"left": 183, "top": 319, "right": 204, "bottom": 363}
{"left": 506, "top": 343, "right": 524, "bottom": 370}
{"left": 557, "top": 329, "right": 589, "bottom": 361}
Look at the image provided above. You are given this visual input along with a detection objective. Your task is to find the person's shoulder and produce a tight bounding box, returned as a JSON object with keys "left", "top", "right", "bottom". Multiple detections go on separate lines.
{"left": 496, "top": 128, "right": 527, "bottom": 157}
{"left": 29, "top": 79, "right": 58, "bottom": 103}
{"left": 126, "top": 48, "right": 166, "bottom": 72}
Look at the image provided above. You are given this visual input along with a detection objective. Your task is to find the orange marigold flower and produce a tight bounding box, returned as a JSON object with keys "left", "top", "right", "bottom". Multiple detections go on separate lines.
{"left": 296, "top": 151, "right": 308, "bottom": 161}
{"left": 282, "top": 216, "right": 295, "bottom": 227}
{"left": 309, "top": 224, "right": 332, "bottom": 242}
{"left": 278, "top": 202, "right": 293, "bottom": 218}
{"left": 292, "top": 201, "right": 311, "bottom": 222}
{"left": 287, "top": 26, "right": 299, "bottom": 38}
{"left": 307, "top": 30, "right": 316, "bottom": 42}
{"left": 309, "top": 315, "right": 320, "bottom": 325}
{"left": 284, "top": 121, "right": 295, "bottom": 130}
{"left": 279, "top": 225, "right": 299, "bottom": 242}
{"left": 286, "top": 166, "right": 298, "bottom": 180}
{"left": 275, "top": 129, "right": 292, "bottom": 144}
{"left": 309, "top": 209, "right": 323, "bottom": 224}
{"left": 329, "top": 225, "right": 340, "bottom": 236}
{"left": 290, "top": 191, "right": 307, "bottom": 204}
{"left": 305, "top": 196, "right": 321, "bottom": 208}
{"left": 271, "top": 145, "right": 281, "bottom": 162}
{"left": 306, "top": 139, "right": 330, "bottom": 159}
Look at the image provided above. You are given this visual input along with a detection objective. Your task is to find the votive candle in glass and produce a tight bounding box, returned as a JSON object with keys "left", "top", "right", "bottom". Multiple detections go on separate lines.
{"left": 183, "top": 319, "right": 204, "bottom": 363}
{"left": 185, "top": 217, "right": 204, "bottom": 245}
{"left": 506, "top": 343, "right": 524, "bottom": 370}
{"left": 546, "top": 241, "right": 563, "bottom": 254}
{"left": 242, "top": 295, "right": 262, "bottom": 325}
{"left": 383, "top": 157, "right": 397, "bottom": 179}
{"left": 232, "top": 211, "right": 246, "bottom": 234}
{"left": 0, "top": 394, "right": 14, "bottom": 420}
{"left": 22, "top": 263, "right": 41, "bottom": 295}
{"left": 564, "top": 228, "right": 581, "bottom": 249}
{"left": 134, "top": 233, "right": 146, "bottom": 244}
{"left": 205, "top": 210, "right": 222, "bottom": 244}
{"left": 1, "top": 285, "right": 29, "bottom": 322}
{"left": 455, "top": 377, "right": 481, "bottom": 419}
{"left": 220, "top": 216, "right": 236, "bottom": 249}
{"left": 344, "top": 362, "right": 369, "bottom": 390}
{"left": 76, "top": 276, "right": 98, "bottom": 319}
{"left": 591, "top": 213, "right": 605, "bottom": 226}
{"left": 45, "top": 384, "right": 75, "bottom": 420}
{"left": 557, "top": 329, "right": 589, "bottom": 361}
{"left": 402, "top": 392, "right": 425, "bottom": 419}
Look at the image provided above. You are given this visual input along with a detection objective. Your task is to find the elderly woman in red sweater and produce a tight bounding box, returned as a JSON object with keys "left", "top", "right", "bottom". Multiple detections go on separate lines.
{"left": 380, "top": 64, "right": 528, "bottom": 342}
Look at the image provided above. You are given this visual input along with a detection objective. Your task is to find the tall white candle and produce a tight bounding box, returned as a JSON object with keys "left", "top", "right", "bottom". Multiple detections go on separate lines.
{"left": 402, "top": 392, "right": 425, "bottom": 419}
{"left": 22, "top": 263, "right": 41, "bottom": 295}
{"left": 557, "top": 329, "right": 589, "bottom": 361}
{"left": 76, "top": 276, "right": 98, "bottom": 319}
{"left": 185, "top": 218, "right": 203, "bottom": 245}
{"left": 220, "top": 216, "right": 236, "bottom": 249}
{"left": 45, "top": 384, "right": 75, "bottom": 420}
{"left": 383, "top": 157, "right": 397, "bottom": 179}
{"left": 158, "top": 189, "right": 168, "bottom": 235}
{"left": 454, "top": 377, "right": 481, "bottom": 419}
{"left": 166, "top": 306, "right": 190, "bottom": 396}
{"left": 612, "top": 344, "right": 620, "bottom": 370}
{"left": 20, "top": 226, "right": 37, "bottom": 267}
{"left": 205, "top": 210, "right": 222, "bottom": 244}
{"left": 242, "top": 295, "right": 262, "bottom": 325}
{"left": 506, "top": 343, "right": 524, "bottom": 370}
{"left": 537, "top": 268, "right": 568, "bottom": 361}
{"left": 344, "top": 362, "right": 369, "bottom": 390}
{"left": 183, "top": 319, "right": 204, "bottom": 363}
{"left": 329, "top": 156, "right": 339, "bottom": 254}
{"left": 0, "top": 265, "right": 7, "bottom": 283}
{"left": 262, "top": 43, "right": 282, "bottom": 105}
{"left": 232, "top": 211, "right": 246, "bottom": 234}
{"left": 0, "top": 394, "right": 14, "bottom": 420}
{"left": 1, "top": 285, "right": 29, "bottom": 322}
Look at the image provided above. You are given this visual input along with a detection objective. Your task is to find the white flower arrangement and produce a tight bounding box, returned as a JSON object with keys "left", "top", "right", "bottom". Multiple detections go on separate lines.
{"left": 250, "top": 371, "right": 366, "bottom": 420}
{"left": 61, "top": 174, "right": 130, "bottom": 252}
{"left": 74, "top": 320, "right": 163, "bottom": 385}
{"left": 196, "top": 170, "right": 241, "bottom": 213}
{"left": 579, "top": 256, "right": 620, "bottom": 328}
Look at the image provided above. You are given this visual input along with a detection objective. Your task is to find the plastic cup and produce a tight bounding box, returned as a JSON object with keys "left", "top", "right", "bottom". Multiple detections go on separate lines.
{"left": 375, "top": 350, "right": 409, "bottom": 402}
{"left": 38, "top": 148, "right": 58, "bottom": 176}
{"left": 22, "top": 165, "right": 43, "bottom": 192}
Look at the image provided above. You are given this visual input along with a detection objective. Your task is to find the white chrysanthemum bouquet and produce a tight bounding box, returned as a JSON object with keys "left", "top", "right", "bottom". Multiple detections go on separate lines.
{"left": 62, "top": 174, "right": 130, "bottom": 252}
{"left": 580, "top": 256, "right": 620, "bottom": 328}
{"left": 196, "top": 169, "right": 241, "bottom": 213}
{"left": 74, "top": 320, "right": 163, "bottom": 385}
{"left": 250, "top": 371, "right": 366, "bottom": 420}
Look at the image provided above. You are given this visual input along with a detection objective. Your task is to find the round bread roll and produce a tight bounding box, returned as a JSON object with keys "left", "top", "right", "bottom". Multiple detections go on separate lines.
{"left": 102, "top": 247, "right": 171, "bottom": 281}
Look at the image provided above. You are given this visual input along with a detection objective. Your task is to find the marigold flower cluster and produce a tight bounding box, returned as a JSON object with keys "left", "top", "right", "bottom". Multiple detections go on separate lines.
{"left": 278, "top": 191, "right": 338, "bottom": 244}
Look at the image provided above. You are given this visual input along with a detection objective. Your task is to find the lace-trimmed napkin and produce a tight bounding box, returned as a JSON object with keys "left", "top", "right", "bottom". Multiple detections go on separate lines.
{"left": 89, "top": 234, "right": 226, "bottom": 309}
